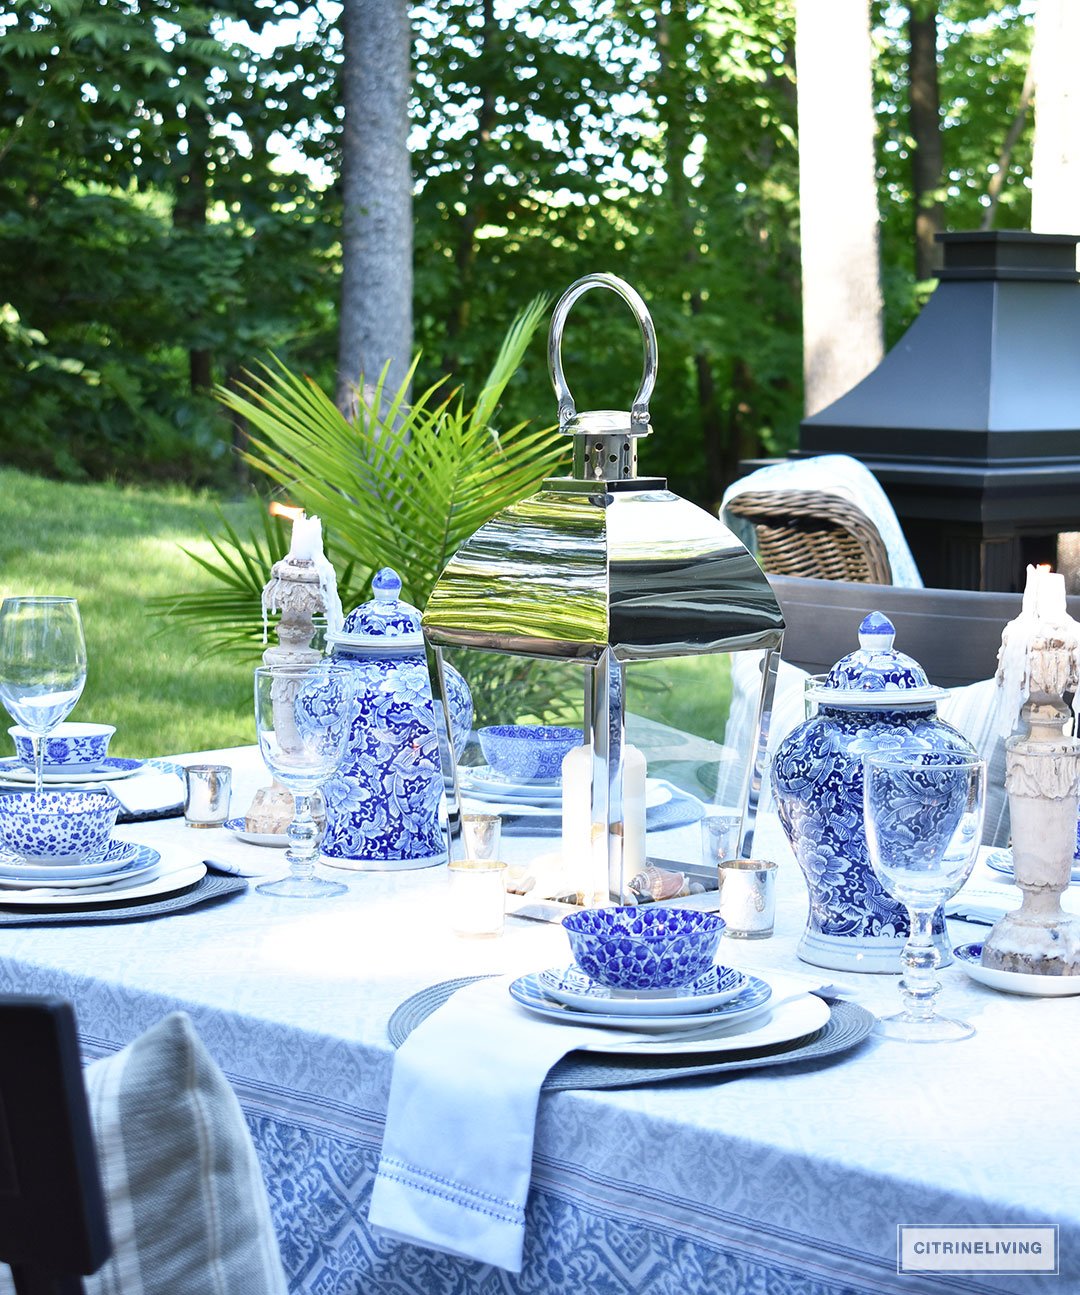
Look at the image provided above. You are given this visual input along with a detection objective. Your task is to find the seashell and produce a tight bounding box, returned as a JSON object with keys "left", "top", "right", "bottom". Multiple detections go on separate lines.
{"left": 629, "top": 865, "right": 689, "bottom": 901}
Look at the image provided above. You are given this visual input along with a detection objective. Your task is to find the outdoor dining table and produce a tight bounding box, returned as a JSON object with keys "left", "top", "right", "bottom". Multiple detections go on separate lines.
{"left": 0, "top": 744, "right": 1077, "bottom": 1295}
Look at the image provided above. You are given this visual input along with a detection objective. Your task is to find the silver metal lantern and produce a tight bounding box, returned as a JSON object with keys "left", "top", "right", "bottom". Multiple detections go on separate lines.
{"left": 422, "top": 274, "right": 784, "bottom": 905}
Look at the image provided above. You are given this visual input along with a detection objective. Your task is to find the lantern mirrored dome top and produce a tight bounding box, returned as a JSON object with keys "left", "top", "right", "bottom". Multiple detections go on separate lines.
{"left": 423, "top": 273, "right": 785, "bottom": 905}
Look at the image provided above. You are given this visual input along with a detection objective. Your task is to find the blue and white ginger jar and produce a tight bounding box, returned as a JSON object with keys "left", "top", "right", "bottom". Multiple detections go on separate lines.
{"left": 771, "top": 611, "right": 977, "bottom": 973}
{"left": 321, "top": 568, "right": 472, "bottom": 870}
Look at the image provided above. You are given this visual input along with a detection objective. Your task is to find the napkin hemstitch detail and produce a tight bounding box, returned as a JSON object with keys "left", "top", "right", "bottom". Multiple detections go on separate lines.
{"left": 376, "top": 1157, "right": 525, "bottom": 1225}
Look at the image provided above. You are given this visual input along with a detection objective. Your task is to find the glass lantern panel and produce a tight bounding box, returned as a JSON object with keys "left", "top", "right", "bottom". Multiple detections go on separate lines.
{"left": 433, "top": 642, "right": 775, "bottom": 907}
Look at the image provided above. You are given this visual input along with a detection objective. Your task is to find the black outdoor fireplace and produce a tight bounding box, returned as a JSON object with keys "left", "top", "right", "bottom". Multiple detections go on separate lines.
{"left": 797, "top": 230, "right": 1080, "bottom": 593}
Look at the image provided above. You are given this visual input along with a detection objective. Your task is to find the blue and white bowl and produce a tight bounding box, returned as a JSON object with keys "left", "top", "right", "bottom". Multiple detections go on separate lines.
{"left": 10, "top": 722, "right": 116, "bottom": 772}
{"left": 0, "top": 789, "right": 119, "bottom": 863}
{"left": 478, "top": 724, "right": 582, "bottom": 782}
{"left": 562, "top": 906, "right": 725, "bottom": 991}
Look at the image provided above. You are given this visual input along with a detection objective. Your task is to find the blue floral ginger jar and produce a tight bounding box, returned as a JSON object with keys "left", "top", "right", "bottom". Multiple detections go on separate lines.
{"left": 320, "top": 568, "right": 472, "bottom": 870}
{"left": 771, "top": 611, "right": 977, "bottom": 973}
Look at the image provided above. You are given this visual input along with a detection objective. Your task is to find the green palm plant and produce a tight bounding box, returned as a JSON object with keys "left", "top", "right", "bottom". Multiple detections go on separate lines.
{"left": 157, "top": 296, "right": 566, "bottom": 658}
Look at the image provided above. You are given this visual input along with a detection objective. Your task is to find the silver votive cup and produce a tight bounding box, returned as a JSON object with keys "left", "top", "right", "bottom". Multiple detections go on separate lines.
{"left": 700, "top": 811, "right": 742, "bottom": 870}
{"left": 461, "top": 812, "right": 502, "bottom": 861}
{"left": 448, "top": 859, "right": 507, "bottom": 938}
{"left": 718, "top": 858, "right": 777, "bottom": 939}
{"left": 184, "top": 764, "right": 232, "bottom": 828}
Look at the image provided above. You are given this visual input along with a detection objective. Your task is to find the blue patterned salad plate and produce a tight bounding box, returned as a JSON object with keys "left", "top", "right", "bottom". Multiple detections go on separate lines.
{"left": 0, "top": 756, "right": 144, "bottom": 785}
{"left": 509, "top": 970, "right": 772, "bottom": 1032}
{"left": 539, "top": 964, "right": 747, "bottom": 1016}
{"left": 0, "top": 842, "right": 160, "bottom": 889}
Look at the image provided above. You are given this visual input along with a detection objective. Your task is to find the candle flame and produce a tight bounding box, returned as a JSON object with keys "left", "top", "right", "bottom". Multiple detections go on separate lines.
{"left": 268, "top": 501, "right": 305, "bottom": 522}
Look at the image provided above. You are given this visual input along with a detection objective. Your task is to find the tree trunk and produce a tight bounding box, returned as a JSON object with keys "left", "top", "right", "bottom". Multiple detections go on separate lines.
{"left": 1030, "top": 0, "right": 1080, "bottom": 242}
{"left": 795, "top": 0, "right": 883, "bottom": 417}
{"left": 909, "top": 2, "right": 943, "bottom": 280}
{"left": 174, "top": 113, "right": 212, "bottom": 395}
{"left": 336, "top": 0, "right": 414, "bottom": 416}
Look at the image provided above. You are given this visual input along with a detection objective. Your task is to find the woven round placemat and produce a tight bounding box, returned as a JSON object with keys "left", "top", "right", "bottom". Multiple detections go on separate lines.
{"left": 386, "top": 976, "right": 875, "bottom": 1091}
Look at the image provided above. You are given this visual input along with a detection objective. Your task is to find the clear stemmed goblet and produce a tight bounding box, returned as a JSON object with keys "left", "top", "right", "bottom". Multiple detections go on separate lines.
{"left": 254, "top": 662, "right": 354, "bottom": 899}
{"left": 0, "top": 596, "right": 87, "bottom": 798}
{"left": 863, "top": 751, "right": 986, "bottom": 1042}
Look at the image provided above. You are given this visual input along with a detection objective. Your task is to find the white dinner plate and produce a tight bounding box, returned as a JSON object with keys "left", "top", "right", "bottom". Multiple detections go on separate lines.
{"left": 0, "top": 756, "right": 144, "bottom": 786}
{"left": 0, "top": 838, "right": 140, "bottom": 881}
{"left": 459, "top": 765, "right": 562, "bottom": 802}
{"left": 985, "top": 848, "right": 1080, "bottom": 885}
{"left": 538, "top": 964, "right": 748, "bottom": 1016}
{"left": 0, "top": 845, "right": 161, "bottom": 891}
{"left": 509, "top": 970, "right": 772, "bottom": 1032}
{"left": 584, "top": 992, "right": 832, "bottom": 1055}
{"left": 224, "top": 817, "right": 290, "bottom": 848}
{"left": 953, "top": 942, "right": 1080, "bottom": 997}
{"left": 0, "top": 858, "right": 203, "bottom": 907}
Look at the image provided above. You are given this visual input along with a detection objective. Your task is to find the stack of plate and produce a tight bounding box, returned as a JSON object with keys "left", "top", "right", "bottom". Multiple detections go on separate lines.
{"left": 458, "top": 764, "right": 562, "bottom": 808}
{"left": 0, "top": 756, "right": 146, "bottom": 787}
{"left": 508, "top": 963, "right": 774, "bottom": 1034}
{"left": 0, "top": 840, "right": 163, "bottom": 894}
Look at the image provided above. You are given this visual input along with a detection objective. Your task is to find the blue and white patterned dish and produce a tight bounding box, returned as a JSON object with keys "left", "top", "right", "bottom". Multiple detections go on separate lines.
{"left": 953, "top": 943, "right": 1080, "bottom": 997}
{"left": 539, "top": 964, "right": 748, "bottom": 1016}
{"left": 509, "top": 970, "right": 772, "bottom": 1032}
{"left": 0, "top": 789, "right": 119, "bottom": 862}
{"left": 0, "top": 851, "right": 192, "bottom": 908}
{"left": 459, "top": 765, "right": 563, "bottom": 803}
{"left": 0, "top": 843, "right": 159, "bottom": 890}
{"left": 477, "top": 725, "right": 582, "bottom": 782}
{"left": 0, "top": 838, "right": 139, "bottom": 881}
{"left": 985, "top": 848, "right": 1080, "bottom": 885}
{"left": 224, "top": 817, "right": 290, "bottom": 848}
{"left": 9, "top": 721, "right": 116, "bottom": 771}
{"left": 563, "top": 906, "right": 725, "bottom": 990}
{"left": 0, "top": 756, "right": 144, "bottom": 785}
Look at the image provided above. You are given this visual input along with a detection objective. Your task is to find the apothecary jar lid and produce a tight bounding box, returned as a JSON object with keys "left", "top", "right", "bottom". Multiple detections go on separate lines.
{"left": 809, "top": 611, "right": 946, "bottom": 709}
{"left": 328, "top": 568, "right": 424, "bottom": 654}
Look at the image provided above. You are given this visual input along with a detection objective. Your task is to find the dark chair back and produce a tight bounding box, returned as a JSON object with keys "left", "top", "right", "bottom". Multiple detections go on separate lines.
{"left": 769, "top": 575, "right": 1031, "bottom": 688}
{"left": 0, "top": 996, "right": 110, "bottom": 1295}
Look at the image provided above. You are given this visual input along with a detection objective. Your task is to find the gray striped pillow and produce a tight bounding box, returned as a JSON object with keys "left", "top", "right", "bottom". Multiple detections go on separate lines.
{"left": 82, "top": 1012, "right": 287, "bottom": 1295}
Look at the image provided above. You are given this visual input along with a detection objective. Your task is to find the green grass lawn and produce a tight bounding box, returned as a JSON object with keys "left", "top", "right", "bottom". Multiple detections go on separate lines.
{"left": 0, "top": 467, "right": 264, "bottom": 757}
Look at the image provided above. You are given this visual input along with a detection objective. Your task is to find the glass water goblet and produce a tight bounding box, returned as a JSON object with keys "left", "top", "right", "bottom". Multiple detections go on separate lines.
{"left": 863, "top": 751, "right": 986, "bottom": 1042}
{"left": 0, "top": 596, "right": 87, "bottom": 798}
{"left": 253, "top": 662, "right": 354, "bottom": 899}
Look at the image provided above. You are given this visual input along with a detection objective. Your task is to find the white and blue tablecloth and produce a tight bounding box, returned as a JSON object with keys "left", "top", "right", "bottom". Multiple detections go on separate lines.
{"left": 0, "top": 746, "right": 1076, "bottom": 1295}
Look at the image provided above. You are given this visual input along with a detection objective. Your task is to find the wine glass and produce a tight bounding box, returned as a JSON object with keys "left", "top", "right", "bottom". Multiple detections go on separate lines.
{"left": 0, "top": 597, "right": 87, "bottom": 798}
{"left": 863, "top": 750, "right": 986, "bottom": 1042}
{"left": 254, "top": 662, "right": 354, "bottom": 899}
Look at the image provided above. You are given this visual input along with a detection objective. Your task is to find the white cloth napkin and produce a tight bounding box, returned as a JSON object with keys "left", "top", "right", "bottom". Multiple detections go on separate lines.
{"left": 369, "top": 970, "right": 838, "bottom": 1272}
{"left": 105, "top": 771, "right": 184, "bottom": 815}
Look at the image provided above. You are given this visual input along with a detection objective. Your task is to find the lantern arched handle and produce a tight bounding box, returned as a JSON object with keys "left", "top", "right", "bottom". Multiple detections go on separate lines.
{"left": 548, "top": 273, "right": 658, "bottom": 435}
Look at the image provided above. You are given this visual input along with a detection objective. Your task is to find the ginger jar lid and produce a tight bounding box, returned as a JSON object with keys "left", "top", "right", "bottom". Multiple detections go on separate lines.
{"left": 810, "top": 612, "right": 946, "bottom": 709}
{"left": 328, "top": 568, "right": 424, "bottom": 654}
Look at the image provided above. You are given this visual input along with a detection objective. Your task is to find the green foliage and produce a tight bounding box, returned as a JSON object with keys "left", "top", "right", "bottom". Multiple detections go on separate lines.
{"left": 0, "top": 0, "right": 338, "bottom": 484}
{"left": 0, "top": 466, "right": 262, "bottom": 755}
{"left": 157, "top": 297, "right": 566, "bottom": 656}
{"left": 0, "top": 1, "right": 1045, "bottom": 502}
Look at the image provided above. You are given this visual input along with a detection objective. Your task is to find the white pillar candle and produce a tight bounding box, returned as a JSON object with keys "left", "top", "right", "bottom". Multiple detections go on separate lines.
{"left": 288, "top": 513, "right": 324, "bottom": 561}
{"left": 622, "top": 743, "right": 648, "bottom": 875}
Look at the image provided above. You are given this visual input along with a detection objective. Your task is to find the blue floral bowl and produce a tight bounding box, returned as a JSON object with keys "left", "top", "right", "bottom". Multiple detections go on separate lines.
{"left": 0, "top": 789, "right": 119, "bottom": 863}
{"left": 562, "top": 906, "right": 725, "bottom": 991}
{"left": 10, "top": 722, "right": 116, "bottom": 772}
{"left": 477, "top": 724, "right": 582, "bottom": 782}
